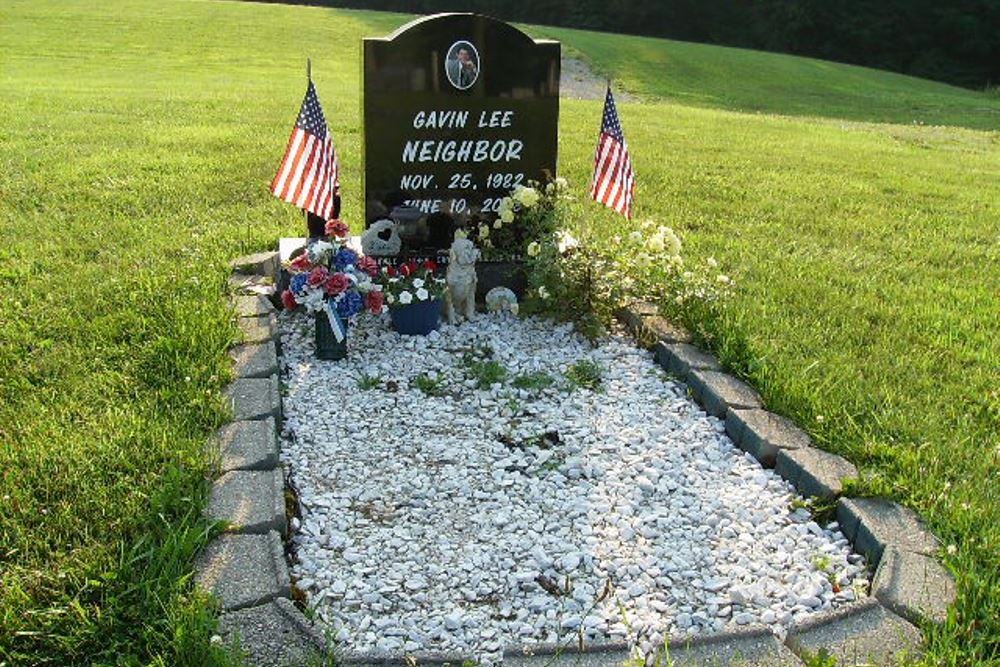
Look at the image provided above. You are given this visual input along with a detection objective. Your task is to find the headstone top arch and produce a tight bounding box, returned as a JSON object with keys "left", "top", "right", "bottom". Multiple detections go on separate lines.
{"left": 363, "top": 13, "right": 560, "bottom": 257}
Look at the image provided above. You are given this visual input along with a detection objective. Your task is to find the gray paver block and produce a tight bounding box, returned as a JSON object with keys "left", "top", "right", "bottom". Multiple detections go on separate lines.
{"left": 688, "top": 370, "right": 762, "bottom": 418}
{"left": 224, "top": 376, "right": 280, "bottom": 421}
{"left": 655, "top": 342, "right": 721, "bottom": 379}
{"left": 644, "top": 315, "right": 692, "bottom": 345}
{"left": 237, "top": 314, "right": 276, "bottom": 344}
{"left": 230, "top": 342, "right": 279, "bottom": 379}
{"left": 230, "top": 272, "right": 275, "bottom": 297}
{"left": 217, "top": 418, "right": 278, "bottom": 472}
{"left": 206, "top": 468, "right": 286, "bottom": 536}
{"left": 231, "top": 251, "right": 280, "bottom": 279}
{"left": 837, "top": 498, "right": 938, "bottom": 564}
{"left": 218, "top": 597, "right": 326, "bottom": 667}
{"left": 501, "top": 648, "right": 632, "bottom": 667}
{"left": 615, "top": 307, "right": 646, "bottom": 340}
{"left": 233, "top": 294, "right": 275, "bottom": 318}
{"left": 667, "top": 627, "right": 804, "bottom": 666}
{"left": 195, "top": 531, "right": 289, "bottom": 611}
{"left": 786, "top": 598, "right": 922, "bottom": 666}
{"left": 776, "top": 448, "right": 858, "bottom": 499}
{"left": 872, "top": 546, "right": 956, "bottom": 625}
{"left": 725, "top": 409, "right": 811, "bottom": 468}
{"left": 630, "top": 301, "right": 659, "bottom": 317}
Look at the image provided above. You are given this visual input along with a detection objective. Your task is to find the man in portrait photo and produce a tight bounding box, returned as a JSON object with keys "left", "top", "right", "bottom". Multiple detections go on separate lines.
{"left": 446, "top": 41, "right": 478, "bottom": 89}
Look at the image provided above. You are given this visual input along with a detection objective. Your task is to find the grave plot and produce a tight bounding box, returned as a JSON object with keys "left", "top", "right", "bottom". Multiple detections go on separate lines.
{"left": 278, "top": 312, "right": 869, "bottom": 663}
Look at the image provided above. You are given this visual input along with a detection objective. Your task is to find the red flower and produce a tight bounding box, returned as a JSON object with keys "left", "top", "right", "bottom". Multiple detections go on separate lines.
{"left": 357, "top": 256, "right": 379, "bottom": 277}
{"left": 386, "top": 265, "right": 397, "bottom": 277}
{"left": 325, "top": 218, "right": 349, "bottom": 238}
{"left": 365, "top": 290, "right": 385, "bottom": 314}
{"left": 289, "top": 254, "right": 311, "bottom": 272}
{"left": 324, "top": 272, "right": 350, "bottom": 296}
{"left": 423, "top": 260, "right": 438, "bottom": 272}
{"left": 399, "top": 263, "right": 413, "bottom": 277}
{"left": 280, "top": 290, "right": 298, "bottom": 310}
{"left": 307, "top": 266, "right": 329, "bottom": 288}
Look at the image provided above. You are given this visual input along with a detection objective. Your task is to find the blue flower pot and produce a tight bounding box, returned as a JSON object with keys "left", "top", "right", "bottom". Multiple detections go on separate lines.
{"left": 389, "top": 298, "right": 442, "bottom": 336}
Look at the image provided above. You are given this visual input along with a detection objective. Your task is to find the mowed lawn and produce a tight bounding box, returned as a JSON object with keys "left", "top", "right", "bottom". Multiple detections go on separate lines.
{"left": 0, "top": 1, "right": 997, "bottom": 665}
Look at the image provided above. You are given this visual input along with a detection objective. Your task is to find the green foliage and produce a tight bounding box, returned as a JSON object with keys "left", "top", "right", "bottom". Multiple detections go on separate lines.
{"left": 512, "top": 371, "right": 556, "bottom": 392}
{"left": 356, "top": 373, "right": 382, "bottom": 390}
{"left": 411, "top": 373, "right": 446, "bottom": 397}
{"left": 461, "top": 344, "right": 508, "bottom": 389}
{"left": 564, "top": 360, "right": 604, "bottom": 391}
{"left": 467, "top": 360, "right": 508, "bottom": 389}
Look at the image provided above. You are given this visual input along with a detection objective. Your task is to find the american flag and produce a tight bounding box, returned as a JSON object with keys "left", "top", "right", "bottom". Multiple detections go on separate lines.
{"left": 590, "top": 86, "right": 635, "bottom": 219}
{"left": 271, "top": 81, "right": 339, "bottom": 220}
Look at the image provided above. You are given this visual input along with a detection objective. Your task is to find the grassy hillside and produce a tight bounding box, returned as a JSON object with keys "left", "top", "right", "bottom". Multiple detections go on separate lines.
{"left": 0, "top": 1, "right": 997, "bottom": 665}
{"left": 534, "top": 24, "right": 1000, "bottom": 131}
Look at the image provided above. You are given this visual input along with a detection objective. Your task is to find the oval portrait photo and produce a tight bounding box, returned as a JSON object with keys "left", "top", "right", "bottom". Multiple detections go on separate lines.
{"left": 445, "top": 40, "right": 479, "bottom": 90}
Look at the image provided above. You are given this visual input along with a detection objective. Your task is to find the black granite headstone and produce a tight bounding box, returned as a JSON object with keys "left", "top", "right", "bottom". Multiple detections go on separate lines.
{"left": 363, "top": 13, "right": 560, "bottom": 257}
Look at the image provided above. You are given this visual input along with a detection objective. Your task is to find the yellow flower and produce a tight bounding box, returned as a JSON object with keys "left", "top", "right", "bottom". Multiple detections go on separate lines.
{"left": 500, "top": 208, "right": 515, "bottom": 224}
{"left": 479, "top": 224, "right": 490, "bottom": 238}
{"left": 493, "top": 219, "right": 503, "bottom": 229}
{"left": 526, "top": 241, "right": 541, "bottom": 257}
{"left": 645, "top": 234, "right": 665, "bottom": 253}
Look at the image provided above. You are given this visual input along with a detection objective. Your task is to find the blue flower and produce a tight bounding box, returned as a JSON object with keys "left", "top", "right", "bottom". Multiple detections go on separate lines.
{"left": 333, "top": 248, "right": 359, "bottom": 272}
{"left": 289, "top": 273, "right": 309, "bottom": 296}
{"left": 336, "top": 291, "right": 363, "bottom": 318}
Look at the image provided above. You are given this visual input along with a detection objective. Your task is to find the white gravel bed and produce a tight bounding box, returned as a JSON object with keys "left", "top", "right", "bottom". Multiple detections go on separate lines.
{"left": 278, "top": 312, "right": 869, "bottom": 663}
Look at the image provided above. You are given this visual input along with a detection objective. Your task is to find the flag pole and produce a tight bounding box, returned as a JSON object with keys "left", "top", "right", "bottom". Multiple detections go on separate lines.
{"left": 304, "top": 58, "right": 312, "bottom": 235}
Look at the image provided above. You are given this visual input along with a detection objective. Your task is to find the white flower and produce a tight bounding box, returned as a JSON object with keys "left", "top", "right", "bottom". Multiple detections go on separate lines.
{"left": 663, "top": 227, "right": 682, "bottom": 255}
{"left": 385, "top": 292, "right": 395, "bottom": 304}
{"left": 301, "top": 287, "right": 325, "bottom": 311}
{"left": 556, "top": 230, "right": 578, "bottom": 253}
{"left": 479, "top": 224, "right": 490, "bottom": 238}
{"left": 500, "top": 208, "right": 515, "bottom": 224}
{"left": 554, "top": 176, "right": 568, "bottom": 190}
{"left": 946, "top": 544, "right": 957, "bottom": 556}
{"left": 513, "top": 186, "right": 540, "bottom": 208}
{"left": 398, "top": 290, "right": 413, "bottom": 305}
{"left": 645, "top": 234, "right": 665, "bottom": 253}
{"left": 498, "top": 197, "right": 514, "bottom": 214}
{"left": 716, "top": 274, "right": 731, "bottom": 285}
{"left": 526, "top": 241, "right": 541, "bottom": 257}
{"left": 628, "top": 230, "right": 643, "bottom": 243}
{"left": 412, "top": 278, "right": 425, "bottom": 289}
{"left": 416, "top": 287, "right": 429, "bottom": 301}
{"left": 706, "top": 256, "right": 719, "bottom": 268}
{"left": 538, "top": 285, "right": 550, "bottom": 300}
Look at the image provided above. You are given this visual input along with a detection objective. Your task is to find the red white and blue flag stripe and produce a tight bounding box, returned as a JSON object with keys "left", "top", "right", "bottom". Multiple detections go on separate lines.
{"left": 590, "top": 86, "right": 635, "bottom": 219}
{"left": 271, "top": 81, "right": 339, "bottom": 220}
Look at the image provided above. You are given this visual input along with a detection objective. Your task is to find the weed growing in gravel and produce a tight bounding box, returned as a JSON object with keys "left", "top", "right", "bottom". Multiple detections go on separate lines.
{"left": 467, "top": 359, "right": 507, "bottom": 389}
{"left": 565, "top": 359, "right": 604, "bottom": 391}
{"left": 512, "top": 371, "right": 556, "bottom": 392}
{"left": 461, "top": 345, "right": 508, "bottom": 389}
{"left": 412, "top": 373, "right": 446, "bottom": 397}
{"left": 356, "top": 373, "right": 382, "bottom": 390}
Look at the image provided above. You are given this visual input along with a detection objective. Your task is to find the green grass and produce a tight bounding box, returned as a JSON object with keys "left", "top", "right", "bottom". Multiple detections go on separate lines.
{"left": 530, "top": 24, "right": 1000, "bottom": 131}
{"left": 0, "top": 1, "right": 997, "bottom": 665}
